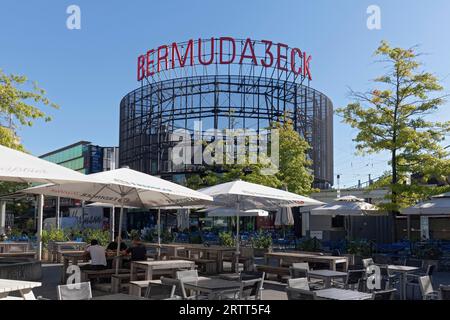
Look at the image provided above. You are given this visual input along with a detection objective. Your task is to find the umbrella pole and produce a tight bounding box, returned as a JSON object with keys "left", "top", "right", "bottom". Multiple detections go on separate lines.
{"left": 36, "top": 194, "right": 44, "bottom": 261}
{"left": 235, "top": 196, "right": 240, "bottom": 273}
{"left": 110, "top": 205, "right": 115, "bottom": 242}
{"left": 115, "top": 202, "right": 124, "bottom": 275}
{"left": 157, "top": 208, "right": 161, "bottom": 260}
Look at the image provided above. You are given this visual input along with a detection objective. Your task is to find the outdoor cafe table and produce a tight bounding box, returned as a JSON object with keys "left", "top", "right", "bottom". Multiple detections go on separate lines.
{"left": 50, "top": 241, "right": 87, "bottom": 262}
{"left": 308, "top": 270, "right": 348, "bottom": 288}
{"left": 315, "top": 288, "right": 373, "bottom": 300}
{"left": 130, "top": 260, "right": 196, "bottom": 281}
{"left": 180, "top": 244, "right": 237, "bottom": 273}
{"left": 0, "top": 242, "right": 30, "bottom": 253}
{"left": 265, "top": 252, "right": 349, "bottom": 271}
{"left": 0, "top": 279, "right": 41, "bottom": 300}
{"left": 183, "top": 278, "right": 242, "bottom": 299}
{"left": 387, "top": 265, "right": 419, "bottom": 300}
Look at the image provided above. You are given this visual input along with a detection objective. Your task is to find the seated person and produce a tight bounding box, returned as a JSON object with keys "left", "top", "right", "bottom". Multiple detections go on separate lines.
{"left": 81, "top": 239, "right": 107, "bottom": 270}
{"left": 125, "top": 237, "right": 147, "bottom": 262}
{"left": 106, "top": 237, "right": 128, "bottom": 255}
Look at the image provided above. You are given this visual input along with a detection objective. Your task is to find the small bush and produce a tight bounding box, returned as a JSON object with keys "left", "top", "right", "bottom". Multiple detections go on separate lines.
{"left": 219, "top": 232, "right": 235, "bottom": 247}
{"left": 251, "top": 230, "right": 273, "bottom": 249}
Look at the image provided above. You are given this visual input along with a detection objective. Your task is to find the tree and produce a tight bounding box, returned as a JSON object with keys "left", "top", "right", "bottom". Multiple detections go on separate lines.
{"left": 186, "top": 120, "right": 318, "bottom": 195}
{"left": 0, "top": 69, "right": 59, "bottom": 194}
{"left": 336, "top": 41, "right": 450, "bottom": 211}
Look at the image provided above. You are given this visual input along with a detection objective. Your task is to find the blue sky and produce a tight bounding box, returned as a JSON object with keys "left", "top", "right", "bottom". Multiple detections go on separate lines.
{"left": 1, "top": 0, "right": 450, "bottom": 188}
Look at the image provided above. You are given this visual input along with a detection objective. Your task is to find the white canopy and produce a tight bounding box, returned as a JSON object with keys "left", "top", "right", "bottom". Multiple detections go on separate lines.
{"left": 19, "top": 168, "right": 213, "bottom": 270}
{"left": 204, "top": 208, "right": 269, "bottom": 217}
{"left": 402, "top": 193, "right": 450, "bottom": 216}
{"left": 199, "top": 180, "right": 322, "bottom": 271}
{"left": 21, "top": 168, "right": 212, "bottom": 208}
{"left": 0, "top": 144, "right": 91, "bottom": 184}
{"left": 198, "top": 180, "right": 323, "bottom": 210}
{"left": 311, "top": 195, "right": 380, "bottom": 216}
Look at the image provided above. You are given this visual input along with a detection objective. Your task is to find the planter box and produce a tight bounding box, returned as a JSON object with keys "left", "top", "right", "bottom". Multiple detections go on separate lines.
{"left": 253, "top": 247, "right": 272, "bottom": 257}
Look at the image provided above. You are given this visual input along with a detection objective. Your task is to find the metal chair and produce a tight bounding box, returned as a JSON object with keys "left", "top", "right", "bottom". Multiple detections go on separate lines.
{"left": 372, "top": 288, "right": 397, "bottom": 300}
{"left": 286, "top": 287, "right": 318, "bottom": 300}
{"left": 439, "top": 284, "right": 450, "bottom": 300}
{"left": 418, "top": 276, "right": 439, "bottom": 300}
{"left": 218, "top": 277, "right": 264, "bottom": 300}
{"left": 362, "top": 258, "right": 374, "bottom": 268}
{"left": 287, "top": 277, "right": 310, "bottom": 290}
{"left": 176, "top": 269, "right": 199, "bottom": 281}
{"left": 160, "top": 277, "right": 193, "bottom": 300}
{"left": 57, "top": 282, "right": 92, "bottom": 300}
{"left": 144, "top": 283, "right": 176, "bottom": 300}
{"left": 406, "top": 264, "right": 436, "bottom": 299}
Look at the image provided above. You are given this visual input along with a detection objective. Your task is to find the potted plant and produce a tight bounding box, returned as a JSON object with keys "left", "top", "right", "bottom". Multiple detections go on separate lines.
{"left": 251, "top": 230, "right": 273, "bottom": 257}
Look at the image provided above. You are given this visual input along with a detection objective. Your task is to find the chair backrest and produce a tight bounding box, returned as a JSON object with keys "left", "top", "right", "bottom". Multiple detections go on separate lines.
{"left": 144, "top": 283, "right": 176, "bottom": 300}
{"left": 287, "top": 277, "right": 310, "bottom": 290}
{"left": 161, "top": 277, "right": 188, "bottom": 299}
{"left": 286, "top": 287, "right": 317, "bottom": 300}
{"left": 240, "top": 271, "right": 265, "bottom": 281}
{"left": 57, "top": 282, "right": 92, "bottom": 300}
{"left": 426, "top": 264, "right": 436, "bottom": 277}
{"left": 372, "top": 289, "right": 396, "bottom": 300}
{"left": 419, "top": 276, "right": 434, "bottom": 299}
{"left": 362, "top": 258, "right": 374, "bottom": 268}
{"left": 292, "top": 262, "right": 310, "bottom": 271}
{"left": 176, "top": 269, "right": 199, "bottom": 282}
{"left": 346, "top": 269, "right": 365, "bottom": 286}
{"left": 238, "top": 278, "right": 264, "bottom": 300}
{"left": 439, "top": 285, "right": 450, "bottom": 300}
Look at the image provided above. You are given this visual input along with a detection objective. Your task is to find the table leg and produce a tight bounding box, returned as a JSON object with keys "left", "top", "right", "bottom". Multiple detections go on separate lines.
{"left": 217, "top": 252, "right": 223, "bottom": 273}
{"left": 20, "top": 288, "right": 36, "bottom": 300}
{"left": 130, "top": 263, "right": 136, "bottom": 281}
{"left": 401, "top": 273, "right": 407, "bottom": 300}
{"left": 61, "top": 258, "right": 69, "bottom": 284}
{"left": 324, "top": 277, "right": 331, "bottom": 288}
{"left": 146, "top": 267, "right": 153, "bottom": 280}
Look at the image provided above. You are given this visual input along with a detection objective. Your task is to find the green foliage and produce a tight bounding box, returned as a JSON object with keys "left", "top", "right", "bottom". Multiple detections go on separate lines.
{"left": 413, "top": 243, "right": 442, "bottom": 260}
{"left": 336, "top": 41, "right": 450, "bottom": 211}
{"left": 41, "top": 228, "right": 66, "bottom": 246}
{"left": 186, "top": 121, "right": 317, "bottom": 195}
{"left": 161, "top": 230, "right": 175, "bottom": 243}
{"left": 219, "top": 231, "right": 235, "bottom": 247}
{"left": 188, "top": 234, "right": 203, "bottom": 244}
{"left": 129, "top": 229, "right": 140, "bottom": 240}
{"left": 346, "top": 240, "right": 372, "bottom": 257}
{"left": 297, "top": 237, "right": 322, "bottom": 252}
{"left": 81, "top": 229, "right": 111, "bottom": 246}
{"left": 251, "top": 230, "right": 272, "bottom": 249}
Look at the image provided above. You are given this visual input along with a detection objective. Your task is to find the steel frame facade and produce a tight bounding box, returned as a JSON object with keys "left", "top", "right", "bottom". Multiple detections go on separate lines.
{"left": 119, "top": 74, "right": 333, "bottom": 189}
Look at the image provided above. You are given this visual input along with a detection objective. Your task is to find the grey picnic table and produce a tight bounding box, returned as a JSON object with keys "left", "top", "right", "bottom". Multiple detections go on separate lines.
{"left": 315, "top": 288, "right": 373, "bottom": 300}
{"left": 180, "top": 244, "right": 237, "bottom": 273}
{"left": 308, "top": 269, "right": 348, "bottom": 288}
{"left": 387, "top": 265, "right": 419, "bottom": 300}
{"left": 130, "top": 259, "right": 196, "bottom": 281}
{"left": 265, "top": 252, "right": 349, "bottom": 271}
{"left": 183, "top": 278, "right": 242, "bottom": 300}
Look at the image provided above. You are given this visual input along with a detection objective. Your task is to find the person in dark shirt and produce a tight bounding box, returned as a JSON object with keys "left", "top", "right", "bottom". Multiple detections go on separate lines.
{"left": 126, "top": 237, "right": 147, "bottom": 261}
{"left": 106, "top": 237, "right": 128, "bottom": 253}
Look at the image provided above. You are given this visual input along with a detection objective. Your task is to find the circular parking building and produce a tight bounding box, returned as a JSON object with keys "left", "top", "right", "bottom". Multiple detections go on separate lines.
{"left": 119, "top": 37, "right": 333, "bottom": 189}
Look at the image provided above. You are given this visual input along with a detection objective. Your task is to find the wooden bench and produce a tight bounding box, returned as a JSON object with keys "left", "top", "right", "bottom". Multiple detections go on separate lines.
{"left": 111, "top": 271, "right": 147, "bottom": 293}
{"left": 129, "top": 280, "right": 162, "bottom": 297}
{"left": 81, "top": 268, "right": 130, "bottom": 282}
{"left": 0, "top": 252, "right": 36, "bottom": 258}
{"left": 168, "top": 256, "right": 216, "bottom": 274}
{"left": 256, "top": 265, "right": 290, "bottom": 281}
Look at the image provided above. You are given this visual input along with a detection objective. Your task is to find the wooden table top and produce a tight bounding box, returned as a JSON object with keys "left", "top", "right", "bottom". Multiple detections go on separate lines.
{"left": 133, "top": 259, "right": 195, "bottom": 267}
{"left": 266, "top": 252, "right": 347, "bottom": 261}
{"left": 0, "top": 279, "right": 41, "bottom": 293}
{"left": 316, "top": 288, "right": 373, "bottom": 300}
{"left": 308, "top": 269, "right": 348, "bottom": 277}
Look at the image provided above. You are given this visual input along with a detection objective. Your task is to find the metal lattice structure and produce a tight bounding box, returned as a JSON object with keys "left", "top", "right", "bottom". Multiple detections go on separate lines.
{"left": 120, "top": 39, "right": 333, "bottom": 189}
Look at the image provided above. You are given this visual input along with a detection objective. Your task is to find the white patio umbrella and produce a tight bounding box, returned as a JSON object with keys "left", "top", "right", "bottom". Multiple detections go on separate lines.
{"left": 0, "top": 144, "right": 91, "bottom": 184}
{"left": 204, "top": 207, "right": 269, "bottom": 217}
{"left": 19, "top": 168, "right": 213, "bottom": 273}
{"left": 402, "top": 193, "right": 450, "bottom": 215}
{"left": 275, "top": 207, "right": 294, "bottom": 226}
{"left": 311, "top": 195, "right": 381, "bottom": 240}
{"left": 310, "top": 195, "right": 380, "bottom": 216}
{"left": 198, "top": 180, "right": 323, "bottom": 271}
{"left": 0, "top": 144, "right": 93, "bottom": 259}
